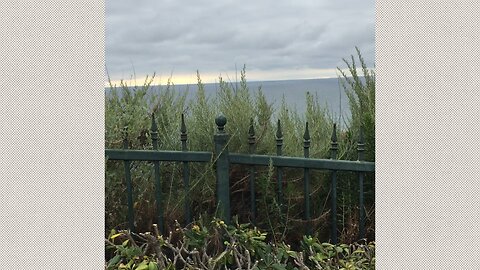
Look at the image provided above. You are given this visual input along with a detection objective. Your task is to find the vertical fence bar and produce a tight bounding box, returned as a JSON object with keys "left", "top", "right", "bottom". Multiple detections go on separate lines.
{"left": 330, "top": 123, "right": 338, "bottom": 244}
{"left": 276, "top": 120, "right": 284, "bottom": 206}
{"left": 303, "top": 122, "right": 311, "bottom": 235}
{"left": 150, "top": 114, "right": 164, "bottom": 233}
{"left": 357, "top": 127, "right": 366, "bottom": 240}
{"left": 248, "top": 118, "right": 256, "bottom": 224}
{"left": 214, "top": 115, "right": 231, "bottom": 224}
{"left": 123, "top": 126, "right": 135, "bottom": 232}
{"left": 181, "top": 114, "right": 191, "bottom": 226}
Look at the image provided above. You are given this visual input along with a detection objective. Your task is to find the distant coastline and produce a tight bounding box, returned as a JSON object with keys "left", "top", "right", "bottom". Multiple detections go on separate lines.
{"left": 105, "top": 77, "right": 351, "bottom": 122}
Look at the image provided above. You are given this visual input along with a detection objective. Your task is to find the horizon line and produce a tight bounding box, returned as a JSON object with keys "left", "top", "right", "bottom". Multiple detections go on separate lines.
{"left": 104, "top": 76, "right": 346, "bottom": 88}
{"left": 104, "top": 67, "right": 373, "bottom": 87}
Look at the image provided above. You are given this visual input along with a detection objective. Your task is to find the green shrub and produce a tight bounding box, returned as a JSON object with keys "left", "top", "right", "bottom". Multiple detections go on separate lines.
{"left": 337, "top": 47, "right": 375, "bottom": 162}
{"left": 105, "top": 220, "right": 375, "bottom": 270}
{"left": 336, "top": 48, "right": 376, "bottom": 242}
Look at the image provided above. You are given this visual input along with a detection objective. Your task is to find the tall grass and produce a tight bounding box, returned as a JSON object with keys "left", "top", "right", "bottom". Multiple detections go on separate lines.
{"left": 338, "top": 46, "right": 375, "bottom": 162}
{"left": 336, "top": 47, "right": 376, "bottom": 241}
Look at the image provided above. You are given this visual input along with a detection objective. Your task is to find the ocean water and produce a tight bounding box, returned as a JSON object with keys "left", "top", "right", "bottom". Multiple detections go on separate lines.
{"left": 106, "top": 78, "right": 351, "bottom": 123}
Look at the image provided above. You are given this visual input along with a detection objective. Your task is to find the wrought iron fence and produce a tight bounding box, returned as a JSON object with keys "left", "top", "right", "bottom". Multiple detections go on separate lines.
{"left": 105, "top": 114, "right": 374, "bottom": 244}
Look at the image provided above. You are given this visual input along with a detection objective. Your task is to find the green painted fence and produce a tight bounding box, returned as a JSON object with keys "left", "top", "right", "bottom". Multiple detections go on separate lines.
{"left": 105, "top": 114, "right": 375, "bottom": 244}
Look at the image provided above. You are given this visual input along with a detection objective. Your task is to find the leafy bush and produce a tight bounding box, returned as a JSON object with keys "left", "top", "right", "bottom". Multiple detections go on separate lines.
{"left": 105, "top": 220, "right": 375, "bottom": 270}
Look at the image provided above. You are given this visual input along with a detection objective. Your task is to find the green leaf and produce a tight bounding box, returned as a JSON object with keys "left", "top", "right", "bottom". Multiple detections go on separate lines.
{"left": 286, "top": 250, "right": 297, "bottom": 258}
{"left": 135, "top": 262, "right": 149, "bottom": 270}
{"left": 110, "top": 233, "right": 124, "bottom": 240}
{"left": 352, "top": 249, "right": 365, "bottom": 254}
{"left": 107, "top": 255, "right": 121, "bottom": 269}
{"left": 272, "top": 263, "right": 287, "bottom": 270}
{"left": 315, "top": 253, "right": 327, "bottom": 261}
{"left": 212, "top": 250, "right": 228, "bottom": 264}
{"left": 148, "top": 262, "right": 158, "bottom": 270}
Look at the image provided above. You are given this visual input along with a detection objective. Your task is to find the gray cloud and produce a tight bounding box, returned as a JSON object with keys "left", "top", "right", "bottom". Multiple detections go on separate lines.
{"left": 106, "top": 0, "right": 374, "bottom": 82}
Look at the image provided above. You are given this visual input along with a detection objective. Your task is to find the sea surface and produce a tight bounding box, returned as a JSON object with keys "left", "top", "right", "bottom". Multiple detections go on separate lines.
{"left": 106, "top": 78, "right": 351, "bottom": 123}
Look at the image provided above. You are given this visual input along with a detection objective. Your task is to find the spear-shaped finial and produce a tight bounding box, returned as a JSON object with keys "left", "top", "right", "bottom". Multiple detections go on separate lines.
{"left": 359, "top": 125, "right": 364, "bottom": 144}
{"left": 181, "top": 114, "right": 187, "bottom": 134}
{"left": 303, "top": 122, "right": 310, "bottom": 141}
{"left": 331, "top": 123, "right": 337, "bottom": 143}
{"left": 248, "top": 118, "right": 255, "bottom": 138}
{"left": 330, "top": 123, "right": 338, "bottom": 159}
{"left": 276, "top": 119, "right": 283, "bottom": 156}
{"left": 180, "top": 114, "right": 187, "bottom": 143}
{"left": 303, "top": 122, "right": 311, "bottom": 153}
{"left": 248, "top": 118, "right": 255, "bottom": 141}
{"left": 276, "top": 119, "right": 283, "bottom": 140}
{"left": 151, "top": 113, "right": 159, "bottom": 150}
{"left": 357, "top": 126, "right": 365, "bottom": 161}
{"left": 248, "top": 118, "right": 255, "bottom": 153}
{"left": 151, "top": 113, "right": 158, "bottom": 132}
{"left": 123, "top": 126, "right": 129, "bottom": 149}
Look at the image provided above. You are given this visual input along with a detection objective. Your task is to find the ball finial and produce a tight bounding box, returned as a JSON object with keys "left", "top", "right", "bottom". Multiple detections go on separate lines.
{"left": 215, "top": 115, "right": 227, "bottom": 132}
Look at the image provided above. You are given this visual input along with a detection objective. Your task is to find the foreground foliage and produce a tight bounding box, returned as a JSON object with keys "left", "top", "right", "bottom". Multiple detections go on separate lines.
{"left": 105, "top": 219, "right": 375, "bottom": 270}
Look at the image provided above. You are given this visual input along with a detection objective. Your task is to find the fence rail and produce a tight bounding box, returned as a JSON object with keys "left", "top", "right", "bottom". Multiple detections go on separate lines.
{"left": 228, "top": 153, "right": 374, "bottom": 171}
{"left": 105, "top": 114, "right": 375, "bottom": 244}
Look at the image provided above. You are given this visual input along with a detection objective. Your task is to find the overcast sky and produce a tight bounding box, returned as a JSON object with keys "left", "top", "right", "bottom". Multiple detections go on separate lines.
{"left": 106, "top": 0, "right": 374, "bottom": 85}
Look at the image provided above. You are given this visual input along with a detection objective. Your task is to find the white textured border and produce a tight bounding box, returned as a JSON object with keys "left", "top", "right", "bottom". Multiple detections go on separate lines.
{"left": 377, "top": 1, "right": 480, "bottom": 269}
{"left": 0, "top": 1, "right": 105, "bottom": 268}
{"left": 2, "top": 0, "right": 480, "bottom": 268}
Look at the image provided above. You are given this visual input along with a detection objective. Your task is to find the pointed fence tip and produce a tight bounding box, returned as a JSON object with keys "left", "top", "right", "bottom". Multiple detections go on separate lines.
{"left": 248, "top": 118, "right": 255, "bottom": 137}
{"left": 357, "top": 126, "right": 366, "bottom": 160}
{"left": 181, "top": 113, "right": 187, "bottom": 133}
{"left": 122, "top": 126, "right": 129, "bottom": 148}
{"left": 151, "top": 113, "right": 158, "bottom": 131}
{"left": 303, "top": 122, "right": 310, "bottom": 141}
{"left": 276, "top": 119, "right": 283, "bottom": 139}
{"left": 358, "top": 126, "right": 365, "bottom": 143}
{"left": 331, "top": 123, "right": 337, "bottom": 142}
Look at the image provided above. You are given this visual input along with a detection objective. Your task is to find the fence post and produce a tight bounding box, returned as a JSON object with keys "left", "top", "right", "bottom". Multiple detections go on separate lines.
{"left": 357, "top": 127, "right": 366, "bottom": 240}
{"left": 181, "top": 114, "right": 191, "bottom": 226}
{"left": 214, "top": 115, "right": 230, "bottom": 224}
{"left": 123, "top": 126, "right": 135, "bottom": 232}
{"left": 303, "top": 122, "right": 311, "bottom": 235}
{"left": 276, "top": 120, "right": 284, "bottom": 206}
{"left": 150, "top": 113, "right": 164, "bottom": 233}
{"left": 330, "top": 123, "right": 338, "bottom": 244}
{"left": 248, "top": 118, "right": 256, "bottom": 224}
